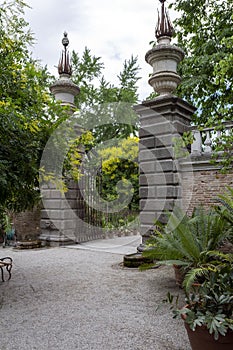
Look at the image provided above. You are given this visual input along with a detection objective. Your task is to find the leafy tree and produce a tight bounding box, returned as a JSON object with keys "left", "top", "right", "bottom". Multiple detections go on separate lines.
{"left": 98, "top": 136, "right": 139, "bottom": 211}
{"left": 0, "top": 0, "right": 66, "bottom": 216}
{"left": 170, "top": 0, "right": 233, "bottom": 124}
{"left": 72, "top": 49, "right": 140, "bottom": 108}
{"left": 0, "top": 0, "right": 141, "bottom": 223}
{"left": 70, "top": 50, "right": 141, "bottom": 214}
{"left": 71, "top": 48, "right": 104, "bottom": 108}
{"left": 71, "top": 50, "right": 141, "bottom": 143}
{"left": 170, "top": 0, "right": 233, "bottom": 169}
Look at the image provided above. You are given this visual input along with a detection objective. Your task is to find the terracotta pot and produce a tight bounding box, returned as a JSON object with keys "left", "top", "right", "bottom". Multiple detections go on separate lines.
{"left": 173, "top": 264, "right": 185, "bottom": 287}
{"left": 182, "top": 313, "right": 233, "bottom": 350}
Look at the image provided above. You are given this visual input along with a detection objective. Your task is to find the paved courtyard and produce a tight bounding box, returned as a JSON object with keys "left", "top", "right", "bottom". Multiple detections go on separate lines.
{"left": 0, "top": 236, "right": 191, "bottom": 350}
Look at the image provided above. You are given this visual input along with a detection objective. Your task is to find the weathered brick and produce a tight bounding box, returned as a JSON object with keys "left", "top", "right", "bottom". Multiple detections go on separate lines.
{"left": 182, "top": 170, "right": 233, "bottom": 216}
{"left": 13, "top": 206, "right": 41, "bottom": 240}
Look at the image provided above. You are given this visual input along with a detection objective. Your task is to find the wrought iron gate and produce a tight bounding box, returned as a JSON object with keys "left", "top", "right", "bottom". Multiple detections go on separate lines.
{"left": 74, "top": 151, "right": 105, "bottom": 243}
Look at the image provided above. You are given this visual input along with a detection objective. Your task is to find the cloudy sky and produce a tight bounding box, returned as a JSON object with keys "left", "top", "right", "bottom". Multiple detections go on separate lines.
{"left": 24, "top": 0, "right": 177, "bottom": 101}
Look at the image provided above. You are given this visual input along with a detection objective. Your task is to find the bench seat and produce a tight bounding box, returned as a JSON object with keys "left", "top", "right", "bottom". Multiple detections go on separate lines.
{"left": 0, "top": 257, "right": 13, "bottom": 282}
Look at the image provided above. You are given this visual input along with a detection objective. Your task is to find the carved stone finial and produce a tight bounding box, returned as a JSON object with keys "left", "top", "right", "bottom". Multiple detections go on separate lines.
{"left": 145, "top": 0, "right": 184, "bottom": 95}
{"left": 155, "top": 0, "right": 174, "bottom": 42}
{"left": 58, "top": 32, "right": 72, "bottom": 76}
{"left": 50, "top": 32, "right": 80, "bottom": 109}
{"left": 62, "top": 31, "right": 69, "bottom": 47}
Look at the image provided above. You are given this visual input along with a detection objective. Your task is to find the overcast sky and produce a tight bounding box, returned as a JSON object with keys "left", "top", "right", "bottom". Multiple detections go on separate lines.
{"left": 24, "top": 0, "right": 177, "bottom": 101}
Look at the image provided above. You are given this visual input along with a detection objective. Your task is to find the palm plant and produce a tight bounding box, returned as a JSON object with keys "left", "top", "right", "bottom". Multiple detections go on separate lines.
{"left": 214, "top": 186, "right": 233, "bottom": 237}
{"left": 143, "top": 206, "right": 232, "bottom": 272}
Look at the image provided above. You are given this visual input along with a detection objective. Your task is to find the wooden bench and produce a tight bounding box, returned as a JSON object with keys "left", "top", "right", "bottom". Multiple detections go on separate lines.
{"left": 0, "top": 257, "right": 12, "bottom": 282}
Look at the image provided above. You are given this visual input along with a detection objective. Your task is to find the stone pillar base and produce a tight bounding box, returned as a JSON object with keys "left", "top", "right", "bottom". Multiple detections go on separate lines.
{"left": 39, "top": 233, "right": 75, "bottom": 247}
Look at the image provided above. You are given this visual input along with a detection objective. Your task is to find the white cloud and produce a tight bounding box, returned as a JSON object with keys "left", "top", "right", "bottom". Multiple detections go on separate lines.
{"left": 24, "top": 0, "right": 178, "bottom": 101}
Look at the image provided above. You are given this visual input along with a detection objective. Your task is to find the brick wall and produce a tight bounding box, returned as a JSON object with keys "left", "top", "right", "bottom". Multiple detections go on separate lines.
{"left": 13, "top": 206, "right": 41, "bottom": 241}
{"left": 182, "top": 170, "right": 233, "bottom": 216}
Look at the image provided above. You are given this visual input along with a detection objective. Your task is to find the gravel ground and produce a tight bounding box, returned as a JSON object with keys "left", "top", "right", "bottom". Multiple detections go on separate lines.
{"left": 0, "top": 244, "right": 191, "bottom": 350}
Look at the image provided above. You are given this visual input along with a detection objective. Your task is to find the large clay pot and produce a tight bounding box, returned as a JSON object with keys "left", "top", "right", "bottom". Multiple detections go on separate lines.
{"left": 184, "top": 320, "right": 233, "bottom": 350}
{"left": 173, "top": 264, "right": 185, "bottom": 287}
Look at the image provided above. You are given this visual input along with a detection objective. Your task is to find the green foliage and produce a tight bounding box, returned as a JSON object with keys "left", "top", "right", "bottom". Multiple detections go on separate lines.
{"left": 170, "top": 0, "right": 233, "bottom": 169}
{"left": 101, "top": 209, "right": 139, "bottom": 232}
{"left": 72, "top": 50, "right": 140, "bottom": 107}
{"left": 0, "top": 210, "right": 11, "bottom": 232}
{"left": 173, "top": 131, "right": 194, "bottom": 159}
{"left": 62, "top": 131, "right": 94, "bottom": 183}
{"left": 168, "top": 260, "right": 233, "bottom": 340}
{"left": 183, "top": 250, "right": 233, "bottom": 291}
{"left": 153, "top": 189, "right": 233, "bottom": 341}
{"left": 71, "top": 51, "right": 141, "bottom": 143}
{"left": 0, "top": 0, "right": 69, "bottom": 215}
{"left": 214, "top": 186, "right": 233, "bottom": 228}
{"left": 117, "top": 55, "right": 141, "bottom": 103}
{"left": 143, "top": 206, "right": 232, "bottom": 270}
{"left": 98, "top": 136, "right": 139, "bottom": 211}
{"left": 0, "top": 2, "right": 141, "bottom": 223}
{"left": 71, "top": 47, "right": 104, "bottom": 108}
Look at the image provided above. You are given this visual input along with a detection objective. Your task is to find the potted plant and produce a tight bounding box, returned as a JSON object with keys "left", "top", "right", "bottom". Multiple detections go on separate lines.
{"left": 142, "top": 206, "right": 232, "bottom": 285}
{"left": 144, "top": 188, "right": 233, "bottom": 348}
{"left": 165, "top": 254, "right": 233, "bottom": 349}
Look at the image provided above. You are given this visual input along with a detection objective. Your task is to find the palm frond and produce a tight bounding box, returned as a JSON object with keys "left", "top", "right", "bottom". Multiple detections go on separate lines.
{"left": 215, "top": 186, "right": 233, "bottom": 226}
{"left": 182, "top": 267, "right": 210, "bottom": 291}
{"left": 144, "top": 203, "right": 232, "bottom": 274}
{"left": 155, "top": 259, "right": 189, "bottom": 266}
{"left": 206, "top": 250, "right": 233, "bottom": 263}
{"left": 168, "top": 214, "right": 201, "bottom": 261}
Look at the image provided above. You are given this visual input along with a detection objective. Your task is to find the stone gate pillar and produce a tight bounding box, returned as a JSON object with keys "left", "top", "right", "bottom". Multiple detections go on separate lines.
{"left": 40, "top": 32, "right": 81, "bottom": 246}
{"left": 135, "top": 0, "right": 196, "bottom": 243}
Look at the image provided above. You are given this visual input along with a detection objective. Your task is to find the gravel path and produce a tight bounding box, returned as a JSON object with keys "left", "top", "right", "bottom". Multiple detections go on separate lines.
{"left": 0, "top": 245, "right": 191, "bottom": 350}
